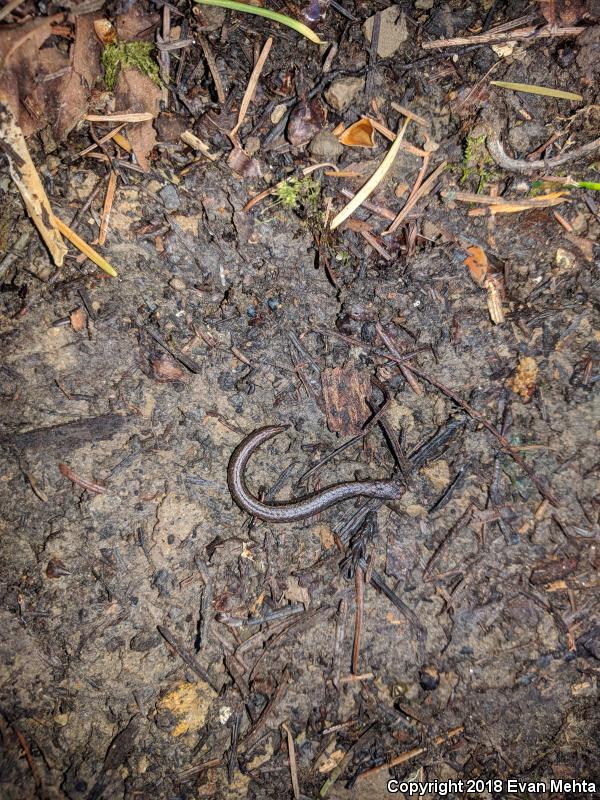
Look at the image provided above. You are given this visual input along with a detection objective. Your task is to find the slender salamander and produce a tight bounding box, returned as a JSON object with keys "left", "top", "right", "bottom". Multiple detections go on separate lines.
{"left": 227, "top": 424, "right": 403, "bottom": 523}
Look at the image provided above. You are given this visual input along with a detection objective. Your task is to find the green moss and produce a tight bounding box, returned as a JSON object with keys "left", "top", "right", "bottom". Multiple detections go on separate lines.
{"left": 272, "top": 176, "right": 322, "bottom": 214}
{"left": 459, "top": 133, "right": 498, "bottom": 193}
{"left": 102, "top": 41, "right": 161, "bottom": 91}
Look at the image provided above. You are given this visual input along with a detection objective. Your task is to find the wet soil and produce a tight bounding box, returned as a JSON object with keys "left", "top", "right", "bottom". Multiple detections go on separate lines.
{"left": 1, "top": 1, "right": 600, "bottom": 798}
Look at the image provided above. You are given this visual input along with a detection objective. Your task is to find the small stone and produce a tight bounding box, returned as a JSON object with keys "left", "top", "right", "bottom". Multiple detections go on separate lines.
{"left": 309, "top": 129, "right": 344, "bottom": 161}
{"left": 415, "top": 0, "right": 433, "bottom": 7}
{"left": 324, "top": 77, "right": 365, "bottom": 112}
{"left": 363, "top": 7, "right": 408, "bottom": 58}
{"left": 421, "top": 220, "right": 440, "bottom": 239}
{"left": 159, "top": 183, "right": 180, "bottom": 210}
{"left": 245, "top": 136, "right": 261, "bottom": 156}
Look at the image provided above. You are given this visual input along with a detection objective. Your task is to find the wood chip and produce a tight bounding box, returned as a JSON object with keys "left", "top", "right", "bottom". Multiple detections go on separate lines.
{"left": 321, "top": 365, "right": 371, "bottom": 435}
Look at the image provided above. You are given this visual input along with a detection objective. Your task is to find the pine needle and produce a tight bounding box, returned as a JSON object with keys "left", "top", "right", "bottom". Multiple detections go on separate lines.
{"left": 330, "top": 117, "right": 410, "bottom": 231}
{"left": 490, "top": 81, "right": 583, "bottom": 101}
{"left": 51, "top": 215, "right": 118, "bottom": 277}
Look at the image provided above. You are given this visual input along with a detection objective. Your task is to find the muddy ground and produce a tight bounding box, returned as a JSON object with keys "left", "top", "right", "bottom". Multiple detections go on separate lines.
{"left": 1, "top": 1, "right": 600, "bottom": 798}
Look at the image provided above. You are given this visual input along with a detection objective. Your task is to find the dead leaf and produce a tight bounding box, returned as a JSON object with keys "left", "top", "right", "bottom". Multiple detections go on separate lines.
{"left": 46, "top": 557, "right": 70, "bottom": 578}
{"left": 338, "top": 118, "right": 376, "bottom": 148}
{"left": 55, "top": 13, "right": 102, "bottom": 140}
{"left": 23, "top": 47, "right": 70, "bottom": 138}
{"left": 227, "top": 147, "right": 262, "bottom": 177}
{"left": 287, "top": 97, "right": 327, "bottom": 147}
{"left": 114, "top": 67, "right": 160, "bottom": 171}
{"left": 115, "top": 6, "right": 160, "bottom": 40}
{"left": 0, "top": 13, "right": 67, "bottom": 136}
{"left": 537, "top": 0, "right": 594, "bottom": 24}
{"left": 0, "top": 13, "right": 63, "bottom": 72}
{"left": 464, "top": 245, "right": 489, "bottom": 286}
{"left": 565, "top": 233, "right": 594, "bottom": 262}
{"left": 321, "top": 365, "right": 371, "bottom": 435}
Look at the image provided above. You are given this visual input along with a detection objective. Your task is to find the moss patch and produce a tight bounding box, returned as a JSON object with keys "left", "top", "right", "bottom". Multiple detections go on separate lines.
{"left": 102, "top": 41, "right": 161, "bottom": 91}
{"left": 272, "top": 175, "right": 322, "bottom": 214}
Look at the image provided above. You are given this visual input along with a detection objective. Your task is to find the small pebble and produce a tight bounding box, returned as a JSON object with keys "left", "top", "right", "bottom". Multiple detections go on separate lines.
{"left": 159, "top": 183, "right": 180, "bottom": 210}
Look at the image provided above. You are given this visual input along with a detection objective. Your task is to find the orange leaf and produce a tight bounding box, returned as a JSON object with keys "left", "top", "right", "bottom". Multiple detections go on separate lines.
{"left": 338, "top": 118, "right": 376, "bottom": 148}
{"left": 464, "top": 245, "right": 488, "bottom": 286}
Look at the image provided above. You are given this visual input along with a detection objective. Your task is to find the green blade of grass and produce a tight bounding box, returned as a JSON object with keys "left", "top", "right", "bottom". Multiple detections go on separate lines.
{"left": 194, "top": 0, "right": 326, "bottom": 44}
{"left": 573, "top": 181, "right": 600, "bottom": 191}
{"left": 490, "top": 81, "right": 582, "bottom": 101}
{"left": 531, "top": 179, "right": 600, "bottom": 192}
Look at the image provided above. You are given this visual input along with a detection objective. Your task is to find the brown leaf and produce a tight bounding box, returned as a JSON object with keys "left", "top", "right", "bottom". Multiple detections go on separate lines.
{"left": 565, "top": 233, "right": 594, "bottom": 262}
{"left": 21, "top": 47, "right": 69, "bottom": 137}
{"left": 0, "top": 13, "right": 63, "bottom": 72}
{"left": 0, "top": 13, "right": 67, "bottom": 136}
{"left": 114, "top": 67, "right": 160, "bottom": 171}
{"left": 46, "top": 557, "right": 70, "bottom": 578}
{"left": 338, "top": 118, "right": 376, "bottom": 148}
{"left": 321, "top": 365, "right": 371, "bottom": 435}
{"left": 115, "top": 6, "right": 160, "bottom": 40}
{"left": 537, "top": 0, "right": 593, "bottom": 23}
{"left": 227, "top": 147, "right": 262, "bottom": 177}
{"left": 287, "top": 98, "right": 327, "bottom": 147}
{"left": 55, "top": 13, "right": 102, "bottom": 140}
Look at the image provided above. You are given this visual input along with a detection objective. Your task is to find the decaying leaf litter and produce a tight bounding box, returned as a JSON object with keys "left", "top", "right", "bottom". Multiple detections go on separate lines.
{"left": 0, "top": 0, "right": 599, "bottom": 797}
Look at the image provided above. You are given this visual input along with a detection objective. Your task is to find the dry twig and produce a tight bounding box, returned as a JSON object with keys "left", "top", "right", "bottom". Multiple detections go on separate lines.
{"left": 384, "top": 159, "right": 447, "bottom": 234}
{"left": 487, "top": 132, "right": 600, "bottom": 173}
{"left": 422, "top": 24, "right": 584, "bottom": 49}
